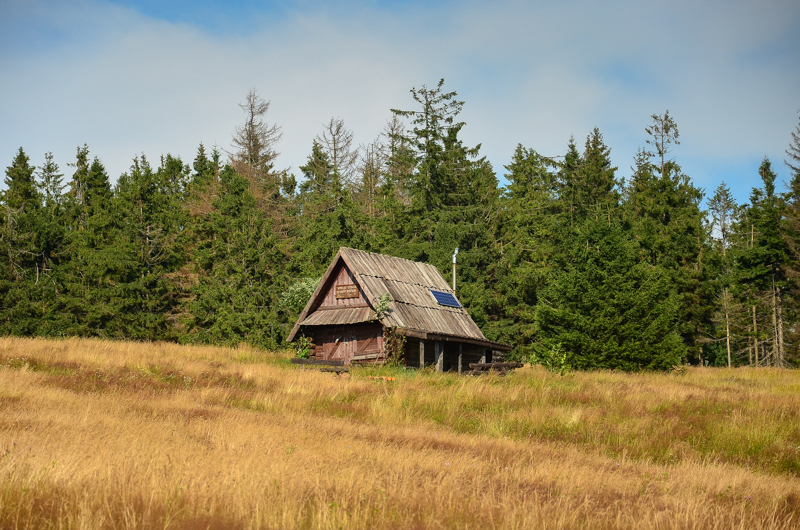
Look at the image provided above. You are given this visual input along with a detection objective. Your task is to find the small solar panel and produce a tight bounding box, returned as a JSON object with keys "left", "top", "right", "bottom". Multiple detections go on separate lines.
{"left": 430, "top": 289, "right": 461, "bottom": 308}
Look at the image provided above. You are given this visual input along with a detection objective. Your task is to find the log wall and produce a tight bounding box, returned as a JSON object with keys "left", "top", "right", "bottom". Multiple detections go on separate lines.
{"left": 307, "top": 323, "right": 384, "bottom": 365}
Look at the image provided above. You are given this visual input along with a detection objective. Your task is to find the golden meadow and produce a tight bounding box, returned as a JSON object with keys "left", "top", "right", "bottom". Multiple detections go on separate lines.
{"left": 1, "top": 337, "right": 799, "bottom": 529}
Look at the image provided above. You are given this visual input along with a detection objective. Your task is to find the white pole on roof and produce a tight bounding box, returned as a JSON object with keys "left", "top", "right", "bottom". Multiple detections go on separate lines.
{"left": 452, "top": 247, "right": 458, "bottom": 293}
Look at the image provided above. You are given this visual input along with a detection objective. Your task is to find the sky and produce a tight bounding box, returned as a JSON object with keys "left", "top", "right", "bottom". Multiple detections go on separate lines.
{"left": 1, "top": 0, "right": 799, "bottom": 204}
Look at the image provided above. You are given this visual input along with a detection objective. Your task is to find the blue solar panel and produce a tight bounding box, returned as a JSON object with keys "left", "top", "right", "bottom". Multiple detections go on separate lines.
{"left": 430, "top": 289, "right": 461, "bottom": 308}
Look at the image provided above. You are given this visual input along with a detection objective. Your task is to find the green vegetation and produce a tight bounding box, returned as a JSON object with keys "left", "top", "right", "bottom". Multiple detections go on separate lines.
{"left": 2, "top": 83, "right": 800, "bottom": 370}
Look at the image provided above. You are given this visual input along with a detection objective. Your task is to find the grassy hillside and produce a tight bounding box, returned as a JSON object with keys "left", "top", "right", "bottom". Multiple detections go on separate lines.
{"left": 1, "top": 337, "right": 799, "bottom": 529}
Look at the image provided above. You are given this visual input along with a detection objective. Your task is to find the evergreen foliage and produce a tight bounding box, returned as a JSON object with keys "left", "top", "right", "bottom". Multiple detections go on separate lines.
{"left": 535, "top": 217, "right": 685, "bottom": 370}
{"left": 2, "top": 87, "right": 799, "bottom": 369}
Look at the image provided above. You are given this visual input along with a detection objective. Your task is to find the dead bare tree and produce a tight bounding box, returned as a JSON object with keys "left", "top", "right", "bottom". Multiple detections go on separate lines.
{"left": 380, "top": 115, "right": 414, "bottom": 206}
{"left": 645, "top": 110, "right": 680, "bottom": 178}
{"left": 357, "top": 138, "right": 385, "bottom": 218}
{"left": 231, "top": 89, "right": 284, "bottom": 195}
{"left": 316, "top": 117, "right": 358, "bottom": 185}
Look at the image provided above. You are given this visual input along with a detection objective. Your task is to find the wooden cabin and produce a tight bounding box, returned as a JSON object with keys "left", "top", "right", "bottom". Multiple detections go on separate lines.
{"left": 287, "top": 247, "right": 512, "bottom": 371}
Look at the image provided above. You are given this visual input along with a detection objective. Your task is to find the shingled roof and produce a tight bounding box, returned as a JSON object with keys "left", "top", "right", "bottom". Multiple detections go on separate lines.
{"left": 287, "top": 247, "right": 511, "bottom": 351}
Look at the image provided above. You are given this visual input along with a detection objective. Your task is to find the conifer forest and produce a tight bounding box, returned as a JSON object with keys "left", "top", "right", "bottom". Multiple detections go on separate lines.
{"left": 3, "top": 81, "right": 800, "bottom": 370}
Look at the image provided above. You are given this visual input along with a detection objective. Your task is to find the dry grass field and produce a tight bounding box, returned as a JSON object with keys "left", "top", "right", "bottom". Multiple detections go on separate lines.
{"left": 1, "top": 337, "right": 799, "bottom": 529}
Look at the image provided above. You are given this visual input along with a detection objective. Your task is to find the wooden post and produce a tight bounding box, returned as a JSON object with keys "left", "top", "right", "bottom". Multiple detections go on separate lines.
{"left": 419, "top": 339, "right": 425, "bottom": 368}
{"left": 435, "top": 341, "right": 443, "bottom": 372}
{"left": 458, "top": 343, "right": 463, "bottom": 375}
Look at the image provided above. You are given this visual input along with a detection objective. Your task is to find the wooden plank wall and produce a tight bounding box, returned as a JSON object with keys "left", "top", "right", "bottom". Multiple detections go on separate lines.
{"left": 307, "top": 323, "right": 383, "bottom": 365}
{"left": 319, "top": 264, "right": 369, "bottom": 308}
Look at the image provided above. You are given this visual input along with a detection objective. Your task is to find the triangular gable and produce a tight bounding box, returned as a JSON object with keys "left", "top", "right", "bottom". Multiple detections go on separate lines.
{"left": 287, "top": 250, "right": 375, "bottom": 342}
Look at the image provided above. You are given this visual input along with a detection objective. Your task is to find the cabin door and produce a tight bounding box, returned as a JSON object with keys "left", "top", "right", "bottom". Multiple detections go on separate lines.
{"left": 346, "top": 330, "right": 357, "bottom": 364}
{"left": 325, "top": 328, "right": 356, "bottom": 364}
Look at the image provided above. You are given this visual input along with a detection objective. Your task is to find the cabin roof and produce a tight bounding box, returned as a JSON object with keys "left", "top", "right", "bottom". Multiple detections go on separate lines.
{"left": 287, "top": 247, "right": 511, "bottom": 351}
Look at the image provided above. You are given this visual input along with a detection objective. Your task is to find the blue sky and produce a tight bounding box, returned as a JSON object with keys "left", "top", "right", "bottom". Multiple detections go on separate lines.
{"left": 2, "top": 0, "right": 799, "bottom": 205}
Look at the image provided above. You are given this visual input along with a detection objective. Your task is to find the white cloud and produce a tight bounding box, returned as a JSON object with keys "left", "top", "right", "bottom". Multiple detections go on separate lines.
{"left": 1, "top": 0, "right": 798, "bottom": 201}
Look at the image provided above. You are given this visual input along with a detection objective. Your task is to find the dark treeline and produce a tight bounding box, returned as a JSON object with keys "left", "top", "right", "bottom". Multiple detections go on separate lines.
{"left": 3, "top": 81, "right": 800, "bottom": 370}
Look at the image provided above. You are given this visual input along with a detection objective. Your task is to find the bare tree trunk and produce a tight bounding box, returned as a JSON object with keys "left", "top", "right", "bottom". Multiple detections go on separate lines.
{"left": 777, "top": 285, "right": 785, "bottom": 367}
{"left": 771, "top": 282, "right": 778, "bottom": 367}
{"left": 751, "top": 225, "right": 757, "bottom": 367}
{"left": 753, "top": 305, "right": 759, "bottom": 366}
{"left": 724, "top": 289, "right": 731, "bottom": 368}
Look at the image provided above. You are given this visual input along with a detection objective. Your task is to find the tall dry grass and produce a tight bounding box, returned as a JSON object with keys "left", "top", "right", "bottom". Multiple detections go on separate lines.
{"left": 0, "top": 336, "right": 798, "bottom": 529}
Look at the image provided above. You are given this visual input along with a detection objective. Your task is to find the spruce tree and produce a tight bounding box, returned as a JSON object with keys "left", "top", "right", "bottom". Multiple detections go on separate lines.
{"left": 109, "top": 155, "right": 187, "bottom": 340}
{"left": 38, "top": 152, "right": 65, "bottom": 209}
{"left": 535, "top": 215, "right": 685, "bottom": 370}
{"left": 183, "top": 165, "right": 287, "bottom": 348}
{"left": 291, "top": 140, "right": 367, "bottom": 277}
{"left": 391, "top": 78, "right": 469, "bottom": 242}
{"left": 781, "top": 112, "right": 800, "bottom": 364}
{"left": 707, "top": 183, "right": 742, "bottom": 366}
{"left": 29, "top": 152, "right": 69, "bottom": 335}
{"left": 737, "top": 158, "right": 788, "bottom": 366}
{"left": 317, "top": 117, "right": 358, "bottom": 185}
{"left": 3, "top": 148, "right": 39, "bottom": 211}
{"left": 390, "top": 80, "right": 502, "bottom": 336}
{"left": 0, "top": 148, "right": 45, "bottom": 334}
{"left": 625, "top": 114, "right": 710, "bottom": 362}
{"left": 496, "top": 145, "right": 559, "bottom": 355}
{"left": 59, "top": 147, "right": 119, "bottom": 336}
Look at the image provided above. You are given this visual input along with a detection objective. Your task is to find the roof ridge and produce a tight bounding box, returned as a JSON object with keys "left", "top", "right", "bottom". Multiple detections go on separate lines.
{"left": 357, "top": 272, "right": 454, "bottom": 292}
{"left": 341, "top": 247, "right": 442, "bottom": 271}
